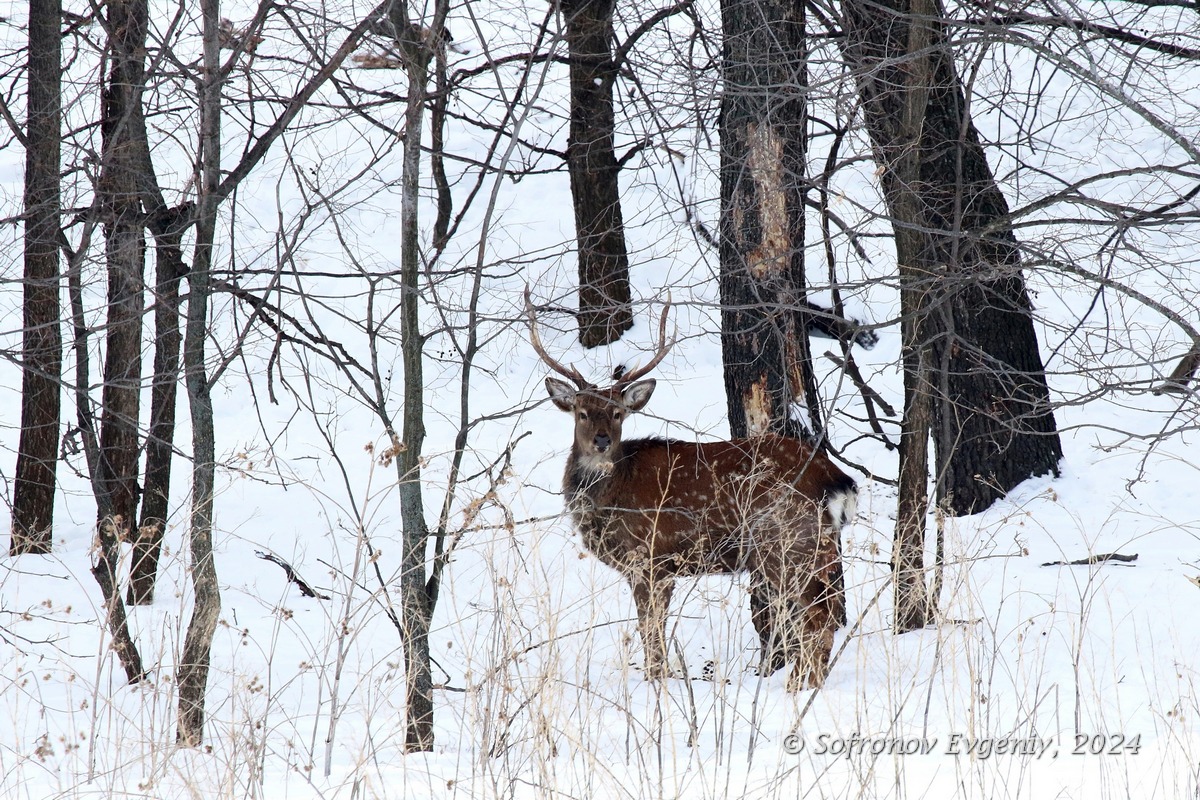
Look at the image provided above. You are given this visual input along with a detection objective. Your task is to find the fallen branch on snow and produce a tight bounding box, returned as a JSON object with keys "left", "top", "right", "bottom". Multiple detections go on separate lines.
{"left": 1040, "top": 552, "right": 1138, "bottom": 567}
{"left": 255, "top": 551, "right": 331, "bottom": 599}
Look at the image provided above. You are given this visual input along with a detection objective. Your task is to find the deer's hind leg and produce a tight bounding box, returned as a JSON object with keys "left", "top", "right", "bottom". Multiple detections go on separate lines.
{"left": 785, "top": 597, "right": 835, "bottom": 690}
{"left": 786, "top": 530, "right": 843, "bottom": 690}
{"left": 749, "top": 577, "right": 791, "bottom": 676}
{"left": 751, "top": 516, "right": 842, "bottom": 690}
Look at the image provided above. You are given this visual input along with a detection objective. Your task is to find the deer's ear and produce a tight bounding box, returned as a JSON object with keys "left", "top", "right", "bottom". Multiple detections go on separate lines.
{"left": 545, "top": 377, "right": 577, "bottom": 413}
{"left": 621, "top": 379, "right": 656, "bottom": 412}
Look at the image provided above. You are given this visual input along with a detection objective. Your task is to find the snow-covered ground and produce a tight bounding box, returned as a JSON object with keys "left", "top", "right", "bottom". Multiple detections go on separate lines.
{"left": 2, "top": 1, "right": 1200, "bottom": 797}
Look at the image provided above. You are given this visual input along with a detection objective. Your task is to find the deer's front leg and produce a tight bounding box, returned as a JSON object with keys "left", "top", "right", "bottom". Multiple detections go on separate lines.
{"left": 631, "top": 575, "right": 673, "bottom": 679}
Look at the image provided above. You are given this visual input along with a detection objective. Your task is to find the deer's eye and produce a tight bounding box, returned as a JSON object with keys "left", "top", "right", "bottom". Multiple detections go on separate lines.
{"left": 612, "top": 410, "right": 623, "bottom": 420}
{"left": 578, "top": 410, "right": 589, "bottom": 421}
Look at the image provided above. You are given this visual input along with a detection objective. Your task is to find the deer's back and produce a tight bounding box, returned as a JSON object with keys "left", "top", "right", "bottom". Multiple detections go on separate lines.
{"left": 566, "top": 435, "right": 854, "bottom": 576}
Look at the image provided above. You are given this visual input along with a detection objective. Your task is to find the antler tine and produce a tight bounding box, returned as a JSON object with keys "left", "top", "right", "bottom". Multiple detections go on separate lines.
{"left": 524, "top": 286, "right": 590, "bottom": 388}
{"left": 616, "top": 293, "right": 674, "bottom": 386}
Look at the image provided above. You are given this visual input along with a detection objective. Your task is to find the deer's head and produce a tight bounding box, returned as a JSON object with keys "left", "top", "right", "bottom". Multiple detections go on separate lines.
{"left": 527, "top": 288, "right": 672, "bottom": 470}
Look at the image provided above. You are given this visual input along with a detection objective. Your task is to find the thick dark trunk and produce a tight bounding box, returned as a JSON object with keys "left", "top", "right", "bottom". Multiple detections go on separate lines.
{"left": 718, "top": 0, "right": 817, "bottom": 440}
{"left": 561, "top": 0, "right": 633, "bottom": 348}
{"left": 930, "top": 275, "right": 1062, "bottom": 514}
{"left": 97, "top": 0, "right": 150, "bottom": 536}
{"left": 72, "top": 0, "right": 152, "bottom": 685}
{"left": 842, "top": 0, "right": 1062, "bottom": 517}
{"left": 11, "top": 0, "right": 64, "bottom": 555}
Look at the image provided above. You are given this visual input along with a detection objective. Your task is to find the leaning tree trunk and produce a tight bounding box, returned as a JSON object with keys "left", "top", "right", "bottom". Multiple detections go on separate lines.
{"left": 11, "top": 0, "right": 64, "bottom": 555}
{"left": 719, "top": 0, "right": 819, "bottom": 440}
{"left": 842, "top": 0, "right": 1062, "bottom": 517}
{"left": 561, "top": 0, "right": 633, "bottom": 348}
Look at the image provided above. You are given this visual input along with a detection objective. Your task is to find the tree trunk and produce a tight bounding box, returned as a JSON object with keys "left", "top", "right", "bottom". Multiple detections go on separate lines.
{"left": 97, "top": 0, "right": 149, "bottom": 537}
{"left": 72, "top": 0, "right": 152, "bottom": 685}
{"left": 561, "top": 0, "right": 633, "bottom": 348}
{"left": 128, "top": 206, "right": 188, "bottom": 603}
{"left": 720, "top": 0, "right": 841, "bottom": 651}
{"left": 90, "top": 517, "right": 147, "bottom": 683}
{"left": 887, "top": 0, "right": 938, "bottom": 631}
{"left": 718, "top": 0, "right": 817, "bottom": 440}
{"left": 386, "top": 3, "right": 440, "bottom": 752}
{"left": 894, "top": 318, "right": 934, "bottom": 630}
{"left": 177, "top": 0, "right": 222, "bottom": 745}
{"left": 842, "top": 0, "right": 1063, "bottom": 517}
{"left": 430, "top": 42, "right": 452, "bottom": 251}
{"left": 11, "top": 0, "right": 64, "bottom": 556}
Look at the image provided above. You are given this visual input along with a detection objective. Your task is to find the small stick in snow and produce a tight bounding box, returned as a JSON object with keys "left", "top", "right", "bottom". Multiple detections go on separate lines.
{"left": 255, "top": 551, "right": 331, "bottom": 599}
{"left": 1040, "top": 552, "right": 1138, "bottom": 567}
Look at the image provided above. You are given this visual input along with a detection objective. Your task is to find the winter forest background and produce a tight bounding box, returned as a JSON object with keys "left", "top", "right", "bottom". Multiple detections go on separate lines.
{"left": 2, "top": 0, "right": 1200, "bottom": 796}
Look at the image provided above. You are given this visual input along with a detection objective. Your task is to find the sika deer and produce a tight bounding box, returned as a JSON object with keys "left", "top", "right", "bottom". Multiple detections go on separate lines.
{"left": 528, "top": 291, "right": 856, "bottom": 689}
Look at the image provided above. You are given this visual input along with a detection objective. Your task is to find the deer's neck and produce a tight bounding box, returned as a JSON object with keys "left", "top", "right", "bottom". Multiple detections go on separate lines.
{"left": 564, "top": 446, "right": 617, "bottom": 502}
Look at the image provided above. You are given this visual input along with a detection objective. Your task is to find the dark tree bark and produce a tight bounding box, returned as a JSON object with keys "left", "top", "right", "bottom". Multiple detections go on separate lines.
{"left": 128, "top": 193, "right": 189, "bottom": 604}
{"left": 377, "top": 2, "right": 444, "bottom": 752}
{"left": 430, "top": 40, "right": 452, "bottom": 251}
{"left": 561, "top": 0, "right": 634, "bottom": 348}
{"left": 720, "top": 0, "right": 847, "bottom": 648}
{"left": 842, "top": 0, "right": 1063, "bottom": 517}
{"left": 97, "top": 0, "right": 149, "bottom": 537}
{"left": 719, "top": 0, "right": 818, "bottom": 440}
{"left": 11, "top": 0, "right": 64, "bottom": 555}
{"left": 73, "top": 0, "right": 152, "bottom": 684}
{"left": 868, "top": 0, "right": 939, "bottom": 631}
{"left": 894, "top": 303, "right": 934, "bottom": 629}
{"left": 177, "top": 0, "right": 223, "bottom": 746}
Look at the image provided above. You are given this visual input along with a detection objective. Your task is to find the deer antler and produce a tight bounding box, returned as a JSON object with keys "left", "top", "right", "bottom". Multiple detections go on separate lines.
{"left": 615, "top": 293, "right": 674, "bottom": 386}
{"left": 524, "top": 286, "right": 590, "bottom": 388}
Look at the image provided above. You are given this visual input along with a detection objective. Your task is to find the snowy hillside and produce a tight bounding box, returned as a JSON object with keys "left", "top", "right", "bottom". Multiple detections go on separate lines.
{"left": 2, "top": 0, "right": 1200, "bottom": 797}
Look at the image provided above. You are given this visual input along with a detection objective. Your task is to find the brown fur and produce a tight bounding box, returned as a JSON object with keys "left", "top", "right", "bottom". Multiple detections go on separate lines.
{"left": 548, "top": 380, "right": 854, "bottom": 689}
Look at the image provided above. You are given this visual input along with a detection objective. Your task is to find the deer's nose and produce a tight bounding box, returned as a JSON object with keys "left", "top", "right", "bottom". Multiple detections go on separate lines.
{"left": 594, "top": 433, "right": 611, "bottom": 452}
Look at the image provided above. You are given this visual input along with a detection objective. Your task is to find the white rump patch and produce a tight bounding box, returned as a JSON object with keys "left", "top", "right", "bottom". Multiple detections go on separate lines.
{"left": 824, "top": 487, "right": 858, "bottom": 531}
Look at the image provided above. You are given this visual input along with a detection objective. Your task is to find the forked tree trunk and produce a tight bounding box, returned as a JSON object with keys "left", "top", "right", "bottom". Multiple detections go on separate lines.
{"left": 11, "top": 0, "right": 64, "bottom": 555}
{"left": 842, "top": 0, "right": 1062, "bottom": 519}
{"left": 718, "top": 0, "right": 819, "bottom": 441}
{"left": 125, "top": 31, "right": 190, "bottom": 604}
{"left": 561, "top": 0, "right": 633, "bottom": 348}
